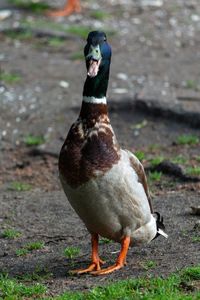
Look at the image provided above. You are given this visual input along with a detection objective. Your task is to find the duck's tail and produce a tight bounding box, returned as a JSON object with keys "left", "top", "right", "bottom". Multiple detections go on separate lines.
{"left": 153, "top": 212, "right": 168, "bottom": 239}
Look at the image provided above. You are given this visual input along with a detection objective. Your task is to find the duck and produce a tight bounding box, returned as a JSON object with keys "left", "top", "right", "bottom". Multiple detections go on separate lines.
{"left": 58, "top": 31, "right": 168, "bottom": 275}
{"left": 47, "top": 0, "right": 81, "bottom": 17}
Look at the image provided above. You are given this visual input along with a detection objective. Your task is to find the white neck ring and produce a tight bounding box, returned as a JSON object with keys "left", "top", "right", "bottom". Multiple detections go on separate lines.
{"left": 83, "top": 96, "right": 107, "bottom": 104}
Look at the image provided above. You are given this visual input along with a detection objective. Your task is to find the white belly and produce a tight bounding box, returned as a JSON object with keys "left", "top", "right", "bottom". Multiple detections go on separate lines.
{"left": 60, "top": 150, "right": 157, "bottom": 245}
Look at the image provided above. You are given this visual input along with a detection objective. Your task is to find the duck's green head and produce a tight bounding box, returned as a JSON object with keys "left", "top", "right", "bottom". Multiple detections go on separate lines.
{"left": 84, "top": 31, "right": 112, "bottom": 78}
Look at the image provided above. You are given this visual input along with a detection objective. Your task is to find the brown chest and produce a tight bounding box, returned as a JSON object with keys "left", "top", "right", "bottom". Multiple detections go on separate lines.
{"left": 59, "top": 120, "right": 120, "bottom": 188}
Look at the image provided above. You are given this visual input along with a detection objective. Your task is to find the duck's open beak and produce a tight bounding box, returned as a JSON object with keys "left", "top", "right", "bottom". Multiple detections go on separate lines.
{"left": 88, "top": 59, "right": 101, "bottom": 78}
{"left": 86, "top": 45, "right": 102, "bottom": 78}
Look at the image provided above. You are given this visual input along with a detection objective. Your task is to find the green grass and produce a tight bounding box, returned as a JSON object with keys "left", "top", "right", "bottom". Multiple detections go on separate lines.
{"left": 8, "top": 0, "right": 50, "bottom": 13}
{"left": 16, "top": 248, "right": 29, "bottom": 256}
{"left": 89, "top": 10, "right": 110, "bottom": 20}
{"left": 9, "top": 181, "right": 32, "bottom": 191}
{"left": 148, "top": 144, "right": 161, "bottom": 151}
{"left": 66, "top": 25, "right": 116, "bottom": 39}
{"left": 0, "top": 265, "right": 200, "bottom": 299}
{"left": 24, "top": 134, "right": 45, "bottom": 146}
{"left": 192, "top": 236, "right": 200, "bottom": 243}
{"left": 46, "top": 265, "right": 200, "bottom": 299}
{"left": 64, "top": 247, "right": 80, "bottom": 259}
{"left": 176, "top": 134, "right": 199, "bottom": 145}
{"left": 23, "top": 20, "right": 92, "bottom": 38}
{"left": 16, "top": 241, "right": 45, "bottom": 256}
{"left": 2, "top": 229, "right": 21, "bottom": 239}
{"left": 16, "top": 267, "right": 52, "bottom": 282}
{"left": 66, "top": 25, "right": 94, "bottom": 39}
{"left": 135, "top": 150, "right": 145, "bottom": 161}
{"left": 171, "top": 155, "right": 187, "bottom": 164}
{"left": 21, "top": 18, "right": 68, "bottom": 32}
{"left": 99, "top": 237, "right": 111, "bottom": 244}
{"left": 150, "top": 156, "right": 164, "bottom": 167}
{"left": 186, "top": 166, "right": 200, "bottom": 176}
{"left": 70, "top": 51, "right": 84, "bottom": 61}
{"left": 0, "top": 71, "right": 21, "bottom": 84}
{"left": 25, "top": 241, "right": 45, "bottom": 251}
{"left": 20, "top": 19, "right": 116, "bottom": 40}
{"left": 149, "top": 171, "right": 162, "bottom": 181}
{"left": 195, "top": 156, "right": 200, "bottom": 162}
{"left": 47, "top": 37, "right": 65, "bottom": 47}
{"left": 141, "top": 260, "right": 157, "bottom": 270}
{"left": 181, "top": 265, "right": 200, "bottom": 281}
{"left": 0, "top": 274, "right": 46, "bottom": 298}
{"left": 185, "top": 79, "right": 199, "bottom": 90}
{"left": 131, "top": 120, "right": 148, "bottom": 130}
{"left": 5, "top": 29, "right": 33, "bottom": 40}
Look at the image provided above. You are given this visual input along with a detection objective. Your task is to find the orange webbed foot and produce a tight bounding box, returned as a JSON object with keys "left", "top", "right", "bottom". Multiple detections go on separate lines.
{"left": 46, "top": 0, "right": 81, "bottom": 17}
{"left": 70, "top": 258, "right": 105, "bottom": 275}
{"left": 91, "top": 236, "right": 130, "bottom": 276}
{"left": 91, "top": 262, "right": 124, "bottom": 275}
{"left": 70, "top": 234, "right": 105, "bottom": 275}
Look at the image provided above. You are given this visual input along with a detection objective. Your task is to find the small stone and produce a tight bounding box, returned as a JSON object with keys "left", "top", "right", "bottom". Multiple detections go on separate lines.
{"left": 18, "top": 95, "right": 24, "bottom": 101}
{"left": 117, "top": 73, "right": 128, "bottom": 81}
{"left": 29, "top": 104, "right": 35, "bottom": 110}
{"left": 18, "top": 106, "right": 27, "bottom": 114}
{"left": 133, "top": 130, "right": 140, "bottom": 136}
{"left": 35, "top": 86, "right": 42, "bottom": 92}
{"left": 0, "top": 10, "right": 12, "bottom": 21}
{"left": 0, "top": 86, "right": 5, "bottom": 93}
{"left": 94, "top": 21, "right": 103, "bottom": 28}
{"left": 112, "top": 88, "right": 128, "bottom": 94}
{"left": 59, "top": 81, "right": 69, "bottom": 89}
{"left": 137, "top": 76, "right": 146, "bottom": 85}
{"left": 140, "top": 0, "right": 163, "bottom": 7}
{"left": 13, "top": 129, "right": 19, "bottom": 135}
{"left": 0, "top": 54, "right": 5, "bottom": 61}
{"left": 47, "top": 127, "right": 53, "bottom": 133}
{"left": 14, "top": 40, "right": 21, "bottom": 48}
{"left": 16, "top": 117, "right": 21, "bottom": 123}
{"left": 169, "top": 17, "right": 177, "bottom": 27}
{"left": 132, "top": 18, "right": 141, "bottom": 25}
{"left": 191, "top": 14, "right": 200, "bottom": 22}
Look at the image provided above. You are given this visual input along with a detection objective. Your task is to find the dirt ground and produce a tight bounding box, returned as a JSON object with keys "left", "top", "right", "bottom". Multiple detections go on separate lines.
{"left": 0, "top": 0, "right": 200, "bottom": 296}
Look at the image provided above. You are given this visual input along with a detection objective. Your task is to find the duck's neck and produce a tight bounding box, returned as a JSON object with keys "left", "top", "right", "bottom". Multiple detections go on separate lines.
{"left": 83, "top": 66, "right": 109, "bottom": 99}
{"left": 80, "top": 66, "right": 110, "bottom": 121}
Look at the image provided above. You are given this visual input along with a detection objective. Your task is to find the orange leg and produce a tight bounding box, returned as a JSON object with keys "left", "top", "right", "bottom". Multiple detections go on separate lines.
{"left": 91, "top": 236, "right": 130, "bottom": 275}
{"left": 47, "top": 0, "right": 81, "bottom": 17}
{"left": 70, "top": 233, "right": 105, "bottom": 275}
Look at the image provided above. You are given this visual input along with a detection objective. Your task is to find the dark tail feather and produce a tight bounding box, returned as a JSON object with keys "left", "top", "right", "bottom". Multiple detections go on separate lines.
{"left": 153, "top": 212, "right": 168, "bottom": 240}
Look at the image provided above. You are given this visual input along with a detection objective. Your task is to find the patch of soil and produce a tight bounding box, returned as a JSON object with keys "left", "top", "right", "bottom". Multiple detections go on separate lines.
{"left": 0, "top": 189, "right": 199, "bottom": 294}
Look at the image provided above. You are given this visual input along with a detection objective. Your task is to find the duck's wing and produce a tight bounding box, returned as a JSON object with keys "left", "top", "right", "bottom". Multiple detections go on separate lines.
{"left": 125, "top": 149, "right": 153, "bottom": 213}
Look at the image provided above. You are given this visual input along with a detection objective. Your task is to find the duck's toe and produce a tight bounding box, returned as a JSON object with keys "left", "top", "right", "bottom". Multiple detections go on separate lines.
{"left": 91, "top": 262, "right": 124, "bottom": 275}
{"left": 70, "top": 259, "right": 105, "bottom": 275}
